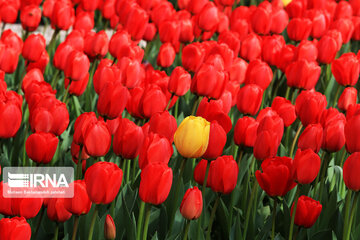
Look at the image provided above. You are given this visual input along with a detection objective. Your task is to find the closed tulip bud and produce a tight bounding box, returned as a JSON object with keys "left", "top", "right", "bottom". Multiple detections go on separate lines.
{"left": 298, "top": 123, "right": 323, "bottom": 153}
{"left": 20, "top": 5, "right": 41, "bottom": 32}
{"left": 245, "top": 60, "right": 273, "bottom": 90}
{"left": 73, "top": 112, "right": 97, "bottom": 145}
{"left": 83, "top": 118, "right": 111, "bottom": 157}
{"left": 271, "top": 9, "right": 289, "bottom": 34}
{"left": 287, "top": 18, "right": 312, "bottom": 42}
{"left": 85, "top": 162, "right": 123, "bottom": 204}
{"left": 240, "top": 33, "right": 262, "bottom": 62}
{"left": 261, "top": 35, "right": 285, "bottom": 67}
{"left": 81, "top": 0, "right": 99, "bottom": 11}
{"left": 157, "top": 43, "right": 176, "bottom": 68}
{"left": 105, "top": 214, "right": 116, "bottom": 240}
{"left": 51, "top": 1, "right": 75, "bottom": 31}
{"left": 26, "top": 49, "right": 49, "bottom": 73}
{"left": 84, "top": 31, "right": 109, "bottom": 59}
{"left": 271, "top": 97, "right": 296, "bottom": 127}
{"left": 236, "top": 84, "right": 263, "bottom": 116}
{"left": 143, "top": 23, "right": 157, "bottom": 42}
{"left": 193, "top": 159, "right": 209, "bottom": 186}
{"left": 53, "top": 43, "right": 74, "bottom": 71}
{"left": 0, "top": 93, "right": 22, "bottom": 138}
{"left": 322, "top": 118, "right": 346, "bottom": 153}
{"left": 257, "top": 114, "right": 284, "bottom": 146}
{"left": 93, "top": 59, "right": 119, "bottom": 94}
{"left": 331, "top": 53, "right": 360, "bottom": 87}
{"left": 149, "top": 111, "right": 177, "bottom": 143}
{"left": 179, "top": 18, "right": 194, "bottom": 43}
{"left": 64, "top": 180, "right": 92, "bottom": 215}
{"left": 46, "top": 198, "right": 72, "bottom": 222}
{"left": 202, "top": 121, "right": 227, "bottom": 160}
{"left": 140, "top": 85, "right": 167, "bottom": 118}
{"left": 0, "top": 217, "right": 31, "bottom": 240}
{"left": 251, "top": 5, "right": 272, "bottom": 35}
{"left": 65, "top": 50, "right": 90, "bottom": 82}
{"left": 292, "top": 149, "right": 320, "bottom": 184}
{"left": 291, "top": 196, "right": 322, "bottom": 228}
{"left": 0, "top": 182, "right": 13, "bottom": 216}
{"left": 338, "top": 87, "right": 357, "bottom": 112}
{"left": 253, "top": 130, "right": 280, "bottom": 160}
{"left": 285, "top": 0, "right": 305, "bottom": 18}
{"left": 180, "top": 187, "right": 203, "bottom": 220}
{"left": 64, "top": 73, "right": 89, "bottom": 97}
{"left": 22, "top": 34, "right": 46, "bottom": 62}
{"left": 25, "top": 132, "right": 58, "bottom": 164}
{"left": 275, "top": 44, "right": 296, "bottom": 73}
{"left": 345, "top": 114, "right": 360, "bottom": 153}
{"left": 285, "top": 60, "right": 321, "bottom": 90}
{"left": 182, "top": 43, "right": 205, "bottom": 72}
{"left": 159, "top": 20, "right": 180, "bottom": 46}
{"left": 11, "top": 198, "right": 43, "bottom": 219}
{"left": 126, "top": 87, "right": 145, "bottom": 119}
{"left": 306, "top": 9, "right": 329, "bottom": 39}
{"left": 295, "top": 90, "right": 327, "bottom": 127}
{"left": 208, "top": 156, "right": 238, "bottom": 194}
{"left": 197, "top": 2, "right": 219, "bottom": 31}
{"left": 139, "top": 163, "right": 173, "bottom": 205}
{"left": 0, "top": 3, "right": 18, "bottom": 24}
{"left": 113, "top": 118, "right": 144, "bottom": 159}
{"left": 118, "top": 57, "right": 145, "bottom": 89}
{"left": 295, "top": 40, "right": 318, "bottom": 62}
{"left": 334, "top": 1, "right": 353, "bottom": 20}
{"left": 1, "top": 29, "right": 23, "bottom": 55}
{"left": 97, "top": 81, "right": 129, "bottom": 120}
{"left": 234, "top": 116, "right": 259, "bottom": 148}
{"left": 317, "top": 35, "right": 338, "bottom": 64}
{"left": 330, "top": 18, "right": 354, "bottom": 44}
{"left": 174, "top": 116, "right": 210, "bottom": 158}
{"left": 168, "top": 66, "right": 191, "bottom": 96}
{"left": 256, "top": 156, "right": 297, "bottom": 196}
{"left": 229, "top": 58, "right": 248, "bottom": 85}
{"left": 125, "top": 6, "right": 149, "bottom": 41}
{"left": 138, "top": 133, "right": 173, "bottom": 170}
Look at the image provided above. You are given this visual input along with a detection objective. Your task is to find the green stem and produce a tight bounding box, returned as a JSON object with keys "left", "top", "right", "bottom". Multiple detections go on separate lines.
{"left": 51, "top": 69, "right": 60, "bottom": 89}
{"left": 289, "top": 186, "right": 301, "bottom": 240}
{"left": 333, "top": 83, "right": 342, "bottom": 108}
{"left": 289, "top": 123, "right": 303, "bottom": 158}
{"left": 47, "top": 29, "right": 60, "bottom": 53}
{"left": 191, "top": 96, "right": 203, "bottom": 116}
{"left": 317, "top": 152, "right": 331, "bottom": 201}
{"left": 340, "top": 148, "right": 347, "bottom": 167}
{"left": 229, "top": 150, "right": 244, "bottom": 228}
{"left": 168, "top": 159, "right": 187, "bottom": 234}
{"left": 126, "top": 159, "right": 131, "bottom": 184}
{"left": 166, "top": 93, "right": 174, "bottom": 111}
{"left": 196, "top": 161, "right": 211, "bottom": 239}
{"left": 136, "top": 201, "right": 146, "bottom": 240}
{"left": 71, "top": 216, "right": 80, "bottom": 240}
{"left": 142, "top": 204, "right": 152, "bottom": 240}
{"left": 345, "top": 192, "right": 360, "bottom": 240}
{"left": 182, "top": 220, "right": 191, "bottom": 240}
{"left": 271, "top": 199, "right": 278, "bottom": 240}
{"left": 243, "top": 179, "right": 258, "bottom": 239}
{"left": 53, "top": 223, "right": 59, "bottom": 240}
{"left": 236, "top": 150, "right": 244, "bottom": 168}
{"left": 343, "top": 190, "right": 352, "bottom": 240}
{"left": 62, "top": 83, "right": 70, "bottom": 103}
{"left": 88, "top": 205, "right": 99, "bottom": 240}
{"left": 206, "top": 195, "right": 220, "bottom": 240}
{"left": 132, "top": 159, "right": 137, "bottom": 183}
{"left": 33, "top": 207, "right": 45, "bottom": 239}
{"left": 285, "top": 86, "right": 291, "bottom": 100}
{"left": 175, "top": 97, "right": 179, "bottom": 119}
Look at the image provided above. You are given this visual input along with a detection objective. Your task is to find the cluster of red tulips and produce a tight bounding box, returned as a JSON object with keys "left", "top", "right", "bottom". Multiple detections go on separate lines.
{"left": 0, "top": 0, "right": 360, "bottom": 239}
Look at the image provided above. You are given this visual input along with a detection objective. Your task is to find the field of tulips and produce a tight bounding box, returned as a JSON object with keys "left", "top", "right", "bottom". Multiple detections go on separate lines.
{"left": 1, "top": 0, "right": 360, "bottom": 239}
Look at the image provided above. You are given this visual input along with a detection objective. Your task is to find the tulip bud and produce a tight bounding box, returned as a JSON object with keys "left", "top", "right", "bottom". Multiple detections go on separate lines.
{"left": 291, "top": 196, "right": 322, "bottom": 228}
{"left": 255, "top": 156, "right": 297, "bottom": 196}
{"left": 261, "top": 35, "right": 285, "bottom": 67}
{"left": 168, "top": 66, "right": 191, "bottom": 96}
{"left": 149, "top": 111, "right": 177, "bottom": 143}
{"left": 139, "top": 163, "right": 173, "bottom": 205}
{"left": 26, "top": 132, "right": 59, "bottom": 164}
{"left": 104, "top": 214, "right": 116, "bottom": 240}
{"left": 208, "top": 156, "right": 238, "bottom": 194}
{"left": 64, "top": 180, "right": 92, "bottom": 215}
{"left": 198, "top": 2, "right": 219, "bottom": 31}
{"left": 47, "top": 198, "right": 72, "bottom": 222}
{"left": 322, "top": 118, "right": 346, "bottom": 153}
{"left": 83, "top": 118, "right": 111, "bottom": 157}
{"left": 11, "top": 198, "right": 43, "bottom": 219}
{"left": 0, "top": 217, "right": 31, "bottom": 240}
{"left": 292, "top": 149, "right": 321, "bottom": 184}
{"left": 51, "top": 1, "right": 75, "bottom": 31}
{"left": 285, "top": 60, "right": 321, "bottom": 90}
{"left": 271, "top": 97, "right": 296, "bottom": 127}
{"left": 22, "top": 34, "right": 46, "bottom": 62}
{"left": 0, "top": 91, "right": 23, "bottom": 138}
{"left": 271, "top": 9, "right": 289, "bottom": 34}
{"left": 251, "top": 5, "right": 272, "bottom": 35}
{"left": 64, "top": 73, "right": 89, "bottom": 97}
{"left": 20, "top": 5, "right": 41, "bottom": 32}
{"left": 338, "top": 87, "right": 357, "bottom": 112}
{"left": 236, "top": 84, "right": 263, "bottom": 116}
{"left": 287, "top": 18, "right": 312, "bottom": 41}
{"left": 245, "top": 60, "right": 273, "bottom": 90}
{"left": 234, "top": 116, "right": 259, "bottom": 148}
{"left": 298, "top": 123, "right": 323, "bottom": 153}
{"left": 174, "top": 116, "right": 210, "bottom": 158}
{"left": 317, "top": 35, "right": 338, "bottom": 64}
{"left": 295, "top": 90, "right": 327, "bottom": 127}
{"left": 180, "top": 187, "right": 203, "bottom": 220}
{"left": 157, "top": 43, "right": 176, "bottom": 68}
{"left": 294, "top": 40, "right": 318, "bottom": 62}
{"left": 84, "top": 162, "right": 123, "bottom": 204}
{"left": 140, "top": 85, "right": 167, "bottom": 118}
{"left": 253, "top": 130, "right": 280, "bottom": 161}
{"left": 65, "top": 50, "right": 90, "bottom": 82}
{"left": 331, "top": 52, "right": 360, "bottom": 87}
{"left": 345, "top": 114, "right": 360, "bottom": 153}
{"left": 202, "top": 121, "right": 227, "bottom": 160}
{"left": 182, "top": 43, "right": 205, "bottom": 72}
{"left": 240, "top": 33, "right": 262, "bottom": 62}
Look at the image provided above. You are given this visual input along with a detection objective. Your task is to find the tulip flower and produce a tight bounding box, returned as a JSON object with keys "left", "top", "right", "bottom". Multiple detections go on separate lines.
{"left": 83, "top": 118, "right": 111, "bottom": 157}
{"left": 149, "top": 111, "right": 177, "bottom": 143}
{"left": 84, "top": 161, "right": 123, "bottom": 204}
{"left": 208, "top": 156, "right": 238, "bottom": 194}
{"left": 20, "top": 5, "right": 41, "bottom": 32}
{"left": 180, "top": 187, "right": 203, "bottom": 220}
{"left": 285, "top": 60, "right": 321, "bottom": 90}
{"left": 245, "top": 60, "right": 273, "bottom": 90}
{"left": 236, "top": 84, "right": 263, "bottom": 116}
{"left": 51, "top": 1, "right": 75, "bottom": 31}
{"left": 174, "top": 116, "right": 210, "bottom": 158}
{"left": 168, "top": 66, "right": 191, "bottom": 96}
{"left": 104, "top": 214, "right": 116, "bottom": 240}
{"left": 317, "top": 35, "right": 338, "bottom": 64}
{"left": 47, "top": 198, "right": 72, "bottom": 222}
{"left": 338, "top": 87, "right": 357, "bottom": 112}
{"left": 287, "top": 18, "right": 312, "bottom": 41}
{"left": 0, "top": 217, "right": 31, "bottom": 240}
{"left": 240, "top": 33, "right": 262, "bottom": 61}
{"left": 331, "top": 53, "right": 360, "bottom": 87}
{"left": 291, "top": 196, "right": 322, "bottom": 228}
{"left": 193, "top": 159, "right": 209, "bottom": 186}
{"left": 234, "top": 116, "right": 259, "bottom": 148}
{"left": 11, "top": 198, "right": 43, "bottom": 219}
{"left": 202, "top": 121, "right": 227, "bottom": 160}
{"left": 292, "top": 149, "right": 321, "bottom": 184}
{"left": 182, "top": 43, "right": 205, "bottom": 72}
{"left": 298, "top": 123, "right": 323, "bottom": 153}
{"left": 295, "top": 90, "right": 327, "bottom": 127}
{"left": 22, "top": 34, "right": 46, "bottom": 62}
{"left": 25, "top": 132, "right": 59, "bottom": 164}
{"left": 64, "top": 50, "right": 90, "bottom": 82}
{"left": 271, "top": 97, "right": 296, "bottom": 127}
{"left": 345, "top": 114, "right": 360, "bottom": 153}
{"left": 64, "top": 180, "right": 92, "bottom": 215}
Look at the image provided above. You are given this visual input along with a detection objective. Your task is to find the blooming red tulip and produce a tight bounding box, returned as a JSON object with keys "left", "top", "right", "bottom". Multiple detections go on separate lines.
{"left": 317, "top": 35, "right": 338, "bottom": 64}
{"left": 292, "top": 149, "right": 320, "bottom": 184}
{"left": 22, "top": 34, "right": 46, "bottom": 62}
{"left": 64, "top": 50, "right": 90, "bottom": 82}
{"left": 234, "top": 116, "right": 259, "bottom": 148}
{"left": 261, "top": 35, "right": 285, "bottom": 67}
{"left": 251, "top": 5, "right": 272, "bottom": 35}
{"left": 331, "top": 52, "right": 360, "bottom": 87}
{"left": 256, "top": 156, "right": 296, "bottom": 196}
{"left": 291, "top": 196, "right": 322, "bottom": 228}
{"left": 139, "top": 162, "right": 173, "bottom": 205}
{"left": 80, "top": 0, "right": 99, "bottom": 12}
{"left": 322, "top": 116, "right": 346, "bottom": 153}
{"left": 182, "top": 43, "right": 205, "bottom": 72}
{"left": 118, "top": 57, "right": 144, "bottom": 89}
{"left": 0, "top": 2, "right": 19, "bottom": 24}
{"left": 271, "top": 8, "right": 289, "bottom": 34}
{"left": 338, "top": 87, "right": 357, "bottom": 112}
{"left": 168, "top": 66, "right": 191, "bottom": 96}
{"left": 343, "top": 152, "right": 360, "bottom": 191}
{"left": 298, "top": 123, "right": 323, "bottom": 153}
{"left": 51, "top": 1, "right": 75, "bottom": 30}
{"left": 84, "top": 30, "right": 109, "bottom": 59}
{"left": 85, "top": 161, "right": 123, "bottom": 204}
{"left": 113, "top": 118, "right": 144, "bottom": 159}
{"left": 294, "top": 40, "right": 318, "bottom": 62}
{"left": 236, "top": 84, "right": 263, "bottom": 116}
{"left": 202, "top": 121, "right": 227, "bottom": 160}
{"left": 295, "top": 90, "right": 327, "bottom": 127}
{"left": 0, "top": 217, "right": 31, "bottom": 240}
{"left": 140, "top": 84, "right": 167, "bottom": 118}
{"left": 180, "top": 187, "right": 203, "bottom": 220}
{"left": 46, "top": 198, "right": 72, "bottom": 222}
{"left": 253, "top": 130, "right": 280, "bottom": 160}
{"left": 271, "top": 97, "right": 296, "bottom": 127}
{"left": 197, "top": 2, "right": 219, "bottom": 31}
{"left": 20, "top": 5, "right": 41, "bottom": 32}
{"left": 25, "top": 132, "right": 58, "bottom": 164}
{"left": 124, "top": 6, "right": 149, "bottom": 41}
{"left": 345, "top": 114, "right": 360, "bottom": 153}
{"left": 159, "top": 20, "right": 180, "bottom": 47}
{"left": 11, "top": 197, "right": 43, "bottom": 219}
{"left": 285, "top": 60, "right": 321, "bottom": 90}
{"left": 149, "top": 111, "right": 177, "bottom": 143}
{"left": 138, "top": 133, "right": 173, "bottom": 170}
{"left": 83, "top": 118, "right": 111, "bottom": 157}
{"left": 26, "top": 49, "right": 49, "bottom": 73}
{"left": 240, "top": 33, "right": 262, "bottom": 62}
{"left": 287, "top": 18, "right": 312, "bottom": 41}
{"left": 64, "top": 180, "right": 92, "bottom": 215}
{"left": 157, "top": 43, "right": 176, "bottom": 68}
{"left": 275, "top": 44, "right": 296, "bottom": 73}
{"left": 330, "top": 18, "right": 354, "bottom": 44}
{"left": 245, "top": 60, "right": 273, "bottom": 90}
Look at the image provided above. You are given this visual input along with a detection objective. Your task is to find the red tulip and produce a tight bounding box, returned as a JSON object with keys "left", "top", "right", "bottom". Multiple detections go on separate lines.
{"left": 80, "top": 0, "right": 99, "bottom": 11}
{"left": 159, "top": 20, "right": 180, "bottom": 47}
{"left": 168, "top": 67, "right": 191, "bottom": 96}
{"left": 47, "top": 198, "right": 72, "bottom": 222}
{"left": 22, "top": 34, "right": 46, "bottom": 62}
{"left": 113, "top": 118, "right": 144, "bottom": 159}
{"left": 180, "top": 187, "right": 203, "bottom": 220}
{"left": 20, "top": 5, "right": 41, "bottom": 32}
{"left": 294, "top": 40, "right": 318, "bottom": 62}
{"left": 256, "top": 156, "right": 296, "bottom": 196}
{"left": 85, "top": 161, "right": 123, "bottom": 204}
{"left": 251, "top": 4, "right": 272, "bottom": 35}
{"left": 26, "top": 50, "right": 49, "bottom": 73}
{"left": 149, "top": 111, "right": 177, "bottom": 143}
{"left": 138, "top": 133, "right": 173, "bottom": 170}
{"left": 292, "top": 149, "right": 320, "bottom": 184}
{"left": 0, "top": 2, "right": 18, "bottom": 24}
{"left": 118, "top": 57, "right": 144, "bottom": 89}
{"left": 240, "top": 33, "right": 262, "bottom": 62}
{"left": 271, "top": 9, "right": 289, "bottom": 34}
{"left": 25, "top": 132, "right": 58, "bottom": 164}
{"left": 64, "top": 50, "right": 90, "bottom": 82}
{"left": 338, "top": 87, "right": 357, "bottom": 112}
{"left": 317, "top": 35, "right": 338, "bottom": 64}
{"left": 51, "top": 1, "right": 75, "bottom": 31}
{"left": 0, "top": 217, "right": 31, "bottom": 240}
{"left": 0, "top": 182, "right": 13, "bottom": 216}
{"left": 245, "top": 59, "right": 273, "bottom": 90}
{"left": 124, "top": 6, "right": 149, "bottom": 41}
{"left": 84, "top": 30, "right": 109, "bottom": 60}
{"left": 234, "top": 116, "right": 259, "bottom": 148}
{"left": 298, "top": 123, "right": 323, "bottom": 153}
{"left": 331, "top": 52, "right": 360, "bottom": 87}
{"left": 322, "top": 115, "right": 346, "bottom": 153}
{"left": 83, "top": 118, "right": 111, "bottom": 157}
{"left": 0, "top": 91, "right": 22, "bottom": 138}
{"left": 140, "top": 84, "right": 167, "bottom": 118}
{"left": 236, "top": 84, "right": 263, "bottom": 116}
{"left": 261, "top": 35, "right": 285, "bottom": 67}
{"left": 11, "top": 197, "right": 43, "bottom": 219}
{"left": 275, "top": 44, "right": 296, "bottom": 73}
{"left": 104, "top": 214, "right": 116, "bottom": 240}
{"left": 271, "top": 97, "right": 296, "bottom": 127}
{"left": 345, "top": 114, "right": 360, "bottom": 153}
{"left": 291, "top": 196, "right": 322, "bottom": 228}
{"left": 197, "top": 2, "right": 219, "bottom": 31}
{"left": 139, "top": 163, "right": 173, "bottom": 205}
{"left": 285, "top": 60, "right": 321, "bottom": 90}
{"left": 287, "top": 18, "right": 312, "bottom": 41}
{"left": 64, "top": 180, "right": 92, "bottom": 215}
{"left": 330, "top": 18, "right": 354, "bottom": 44}
{"left": 182, "top": 43, "right": 205, "bottom": 72}
{"left": 157, "top": 43, "right": 176, "bottom": 68}
{"left": 202, "top": 121, "right": 227, "bottom": 160}
{"left": 64, "top": 73, "right": 89, "bottom": 96}
{"left": 295, "top": 90, "right": 327, "bottom": 127}
{"left": 253, "top": 130, "right": 280, "bottom": 160}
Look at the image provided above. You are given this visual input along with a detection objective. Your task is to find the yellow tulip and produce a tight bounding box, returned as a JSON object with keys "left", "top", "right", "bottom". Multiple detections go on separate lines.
{"left": 174, "top": 116, "right": 210, "bottom": 158}
{"left": 282, "top": 0, "right": 292, "bottom": 7}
